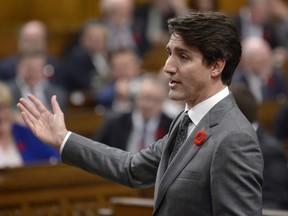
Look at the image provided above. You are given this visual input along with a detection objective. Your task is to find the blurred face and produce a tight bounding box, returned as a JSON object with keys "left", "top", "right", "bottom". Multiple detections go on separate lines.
{"left": 163, "top": 34, "right": 217, "bottom": 108}
{"left": 251, "top": 0, "right": 270, "bottom": 24}
{"left": 0, "top": 105, "right": 13, "bottom": 135}
{"left": 246, "top": 47, "right": 273, "bottom": 77}
{"left": 136, "top": 80, "right": 166, "bottom": 120}
{"left": 106, "top": 0, "right": 134, "bottom": 27}
{"left": 19, "top": 22, "right": 47, "bottom": 52}
{"left": 82, "top": 25, "right": 107, "bottom": 54}
{"left": 111, "top": 51, "right": 140, "bottom": 80}
{"left": 193, "top": 0, "right": 216, "bottom": 11}
{"left": 17, "top": 56, "right": 46, "bottom": 88}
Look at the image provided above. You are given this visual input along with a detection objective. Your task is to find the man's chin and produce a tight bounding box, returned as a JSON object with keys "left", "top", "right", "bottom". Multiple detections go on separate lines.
{"left": 168, "top": 92, "right": 184, "bottom": 102}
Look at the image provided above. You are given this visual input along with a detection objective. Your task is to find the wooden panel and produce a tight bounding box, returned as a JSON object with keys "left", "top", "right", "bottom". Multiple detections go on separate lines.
{"left": 0, "top": 164, "right": 154, "bottom": 216}
{"left": 111, "top": 197, "right": 153, "bottom": 216}
{"left": 65, "top": 109, "right": 103, "bottom": 139}
{"left": 218, "top": 0, "right": 246, "bottom": 15}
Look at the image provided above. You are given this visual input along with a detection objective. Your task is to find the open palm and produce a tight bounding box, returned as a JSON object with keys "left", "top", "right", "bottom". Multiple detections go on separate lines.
{"left": 17, "top": 94, "right": 68, "bottom": 149}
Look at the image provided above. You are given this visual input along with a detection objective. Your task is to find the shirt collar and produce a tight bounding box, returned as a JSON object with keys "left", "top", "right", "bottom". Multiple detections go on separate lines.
{"left": 185, "top": 87, "right": 229, "bottom": 126}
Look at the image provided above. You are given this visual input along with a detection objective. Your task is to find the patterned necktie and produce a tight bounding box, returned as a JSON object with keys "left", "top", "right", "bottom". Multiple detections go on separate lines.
{"left": 169, "top": 113, "right": 191, "bottom": 163}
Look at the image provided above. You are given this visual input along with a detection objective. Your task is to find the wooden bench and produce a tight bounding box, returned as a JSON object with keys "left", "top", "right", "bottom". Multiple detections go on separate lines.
{"left": 0, "top": 164, "right": 154, "bottom": 216}
{"left": 111, "top": 197, "right": 153, "bottom": 216}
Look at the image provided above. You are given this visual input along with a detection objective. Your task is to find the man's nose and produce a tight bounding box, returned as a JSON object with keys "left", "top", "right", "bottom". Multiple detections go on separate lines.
{"left": 163, "top": 56, "right": 177, "bottom": 74}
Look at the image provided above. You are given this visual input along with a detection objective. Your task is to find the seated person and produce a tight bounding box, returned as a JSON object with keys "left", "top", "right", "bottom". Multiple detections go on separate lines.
{"left": 93, "top": 74, "right": 172, "bottom": 152}
{"left": 0, "top": 81, "right": 60, "bottom": 168}
{"left": 94, "top": 48, "right": 143, "bottom": 113}
{"left": 62, "top": 20, "right": 109, "bottom": 93}
{"left": 231, "top": 36, "right": 287, "bottom": 104}
{"left": 7, "top": 51, "right": 68, "bottom": 113}
{"left": 230, "top": 84, "right": 288, "bottom": 210}
{"left": 0, "top": 20, "right": 63, "bottom": 85}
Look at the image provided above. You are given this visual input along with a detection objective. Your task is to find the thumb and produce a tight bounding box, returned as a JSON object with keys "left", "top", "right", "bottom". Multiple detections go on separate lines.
{"left": 51, "top": 95, "right": 63, "bottom": 114}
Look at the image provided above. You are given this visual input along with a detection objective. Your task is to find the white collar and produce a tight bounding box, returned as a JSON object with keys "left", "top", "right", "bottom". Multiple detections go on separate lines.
{"left": 185, "top": 87, "right": 229, "bottom": 126}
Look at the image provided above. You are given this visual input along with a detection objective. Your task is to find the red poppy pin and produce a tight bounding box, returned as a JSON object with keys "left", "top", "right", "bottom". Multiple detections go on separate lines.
{"left": 194, "top": 130, "right": 207, "bottom": 146}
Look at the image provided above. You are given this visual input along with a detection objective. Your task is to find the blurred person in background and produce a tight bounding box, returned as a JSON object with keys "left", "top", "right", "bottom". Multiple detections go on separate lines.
{"left": 231, "top": 84, "right": 288, "bottom": 210}
{"left": 232, "top": 36, "right": 287, "bottom": 104}
{"left": 133, "top": 0, "right": 190, "bottom": 52}
{"left": 267, "top": 0, "right": 288, "bottom": 67}
{"left": 100, "top": 0, "right": 140, "bottom": 54}
{"left": 0, "top": 20, "right": 63, "bottom": 86}
{"left": 0, "top": 81, "right": 60, "bottom": 168}
{"left": 7, "top": 52, "right": 67, "bottom": 113}
{"left": 232, "top": 0, "right": 282, "bottom": 49}
{"left": 63, "top": 20, "right": 109, "bottom": 94}
{"left": 190, "top": 0, "right": 218, "bottom": 11}
{"left": 93, "top": 74, "right": 172, "bottom": 152}
{"left": 94, "top": 48, "right": 143, "bottom": 113}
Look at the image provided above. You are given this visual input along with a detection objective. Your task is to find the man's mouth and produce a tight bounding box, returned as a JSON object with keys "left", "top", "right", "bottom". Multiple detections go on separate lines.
{"left": 169, "top": 79, "right": 180, "bottom": 88}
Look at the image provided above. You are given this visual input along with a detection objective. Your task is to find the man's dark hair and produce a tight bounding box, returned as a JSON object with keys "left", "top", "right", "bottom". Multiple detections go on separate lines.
{"left": 168, "top": 10, "right": 242, "bottom": 85}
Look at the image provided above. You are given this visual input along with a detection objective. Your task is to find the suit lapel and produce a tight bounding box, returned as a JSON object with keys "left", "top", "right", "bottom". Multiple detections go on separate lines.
{"left": 154, "top": 118, "right": 211, "bottom": 212}
{"left": 153, "top": 93, "right": 236, "bottom": 214}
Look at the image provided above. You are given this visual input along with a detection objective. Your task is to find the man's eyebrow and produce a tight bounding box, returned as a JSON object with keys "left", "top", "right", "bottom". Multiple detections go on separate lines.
{"left": 166, "top": 46, "right": 190, "bottom": 54}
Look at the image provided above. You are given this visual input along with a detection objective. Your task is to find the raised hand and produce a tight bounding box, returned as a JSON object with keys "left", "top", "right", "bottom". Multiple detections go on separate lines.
{"left": 17, "top": 94, "right": 69, "bottom": 150}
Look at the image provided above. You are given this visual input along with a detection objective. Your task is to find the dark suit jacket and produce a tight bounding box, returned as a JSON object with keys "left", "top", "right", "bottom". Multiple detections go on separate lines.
{"left": 232, "top": 68, "right": 288, "bottom": 101}
{"left": 8, "top": 79, "right": 68, "bottom": 112}
{"left": 0, "top": 55, "right": 64, "bottom": 85}
{"left": 274, "top": 104, "right": 288, "bottom": 141}
{"left": 257, "top": 126, "right": 288, "bottom": 210}
{"left": 132, "top": 3, "right": 174, "bottom": 55}
{"left": 232, "top": 14, "right": 282, "bottom": 49}
{"left": 62, "top": 93, "right": 263, "bottom": 216}
{"left": 62, "top": 46, "right": 97, "bottom": 92}
{"left": 93, "top": 111, "right": 172, "bottom": 150}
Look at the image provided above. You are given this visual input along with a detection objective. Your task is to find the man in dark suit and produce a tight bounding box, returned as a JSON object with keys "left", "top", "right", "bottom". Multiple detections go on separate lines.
{"left": 17, "top": 11, "right": 263, "bottom": 216}
{"left": 232, "top": 0, "right": 282, "bottom": 49}
{"left": 8, "top": 52, "right": 67, "bottom": 112}
{"left": 232, "top": 36, "right": 288, "bottom": 104}
{"left": 62, "top": 20, "right": 109, "bottom": 93}
{"left": 93, "top": 74, "right": 172, "bottom": 152}
{"left": 0, "top": 20, "right": 63, "bottom": 86}
{"left": 231, "top": 84, "right": 288, "bottom": 210}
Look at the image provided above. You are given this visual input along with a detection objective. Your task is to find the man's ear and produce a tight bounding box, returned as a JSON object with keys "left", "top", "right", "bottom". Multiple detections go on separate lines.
{"left": 211, "top": 59, "right": 226, "bottom": 78}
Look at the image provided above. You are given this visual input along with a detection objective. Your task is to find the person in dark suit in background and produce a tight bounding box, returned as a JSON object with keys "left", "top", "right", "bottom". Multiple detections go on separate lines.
{"left": 230, "top": 84, "right": 288, "bottom": 210}
{"left": 0, "top": 20, "right": 63, "bottom": 86}
{"left": 232, "top": 0, "right": 282, "bottom": 49}
{"left": 62, "top": 20, "right": 109, "bottom": 94}
{"left": 231, "top": 36, "right": 288, "bottom": 104}
{"left": 93, "top": 74, "right": 172, "bottom": 152}
{"left": 17, "top": 11, "right": 263, "bottom": 216}
{"left": 8, "top": 52, "right": 67, "bottom": 113}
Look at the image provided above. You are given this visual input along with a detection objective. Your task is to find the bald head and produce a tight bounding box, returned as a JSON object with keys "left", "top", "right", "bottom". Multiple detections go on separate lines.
{"left": 241, "top": 37, "right": 273, "bottom": 77}
{"left": 18, "top": 20, "right": 47, "bottom": 53}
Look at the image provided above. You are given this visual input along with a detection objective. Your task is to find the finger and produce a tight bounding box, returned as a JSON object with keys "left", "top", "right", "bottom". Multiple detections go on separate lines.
{"left": 27, "top": 94, "right": 49, "bottom": 114}
{"left": 51, "top": 95, "right": 63, "bottom": 114}
{"left": 20, "top": 110, "right": 35, "bottom": 130}
{"left": 17, "top": 103, "right": 37, "bottom": 129}
{"left": 18, "top": 97, "right": 41, "bottom": 119}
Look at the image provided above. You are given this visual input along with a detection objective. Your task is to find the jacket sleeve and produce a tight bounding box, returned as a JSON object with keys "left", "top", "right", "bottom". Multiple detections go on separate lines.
{"left": 61, "top": 132, "right": 168, "bottom": 188}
